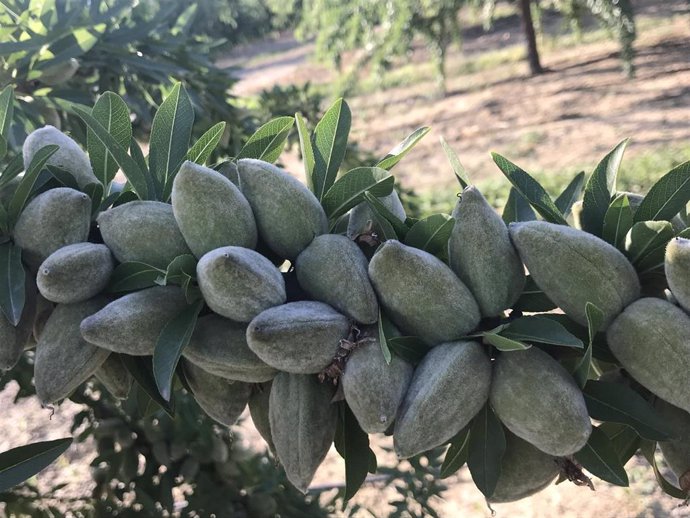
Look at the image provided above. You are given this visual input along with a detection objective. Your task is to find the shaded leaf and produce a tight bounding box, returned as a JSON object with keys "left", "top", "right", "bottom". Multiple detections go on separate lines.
{"left": 625, "top": 220, "right": 674, "bottom": 273}
{"left": 440, "top": 136, "right": 470, "bottom": 188}
{"left": 153, "top": 300, "right": 204, "bottom": 402}
{"left": 502, "top": 186, "right": 537, "bottom": 225}
{"left": 0, "top": 438, "right": 72, "bottom": 493}
{"left": 404, "top": 214, "right": 455, "bottom": 256}
{"left": 640, "top": 440, "right": 688, "bottom": 499}
{"left": 555, "top": 171, "right": 585, "bottom": 217}
{"left": 8, "top": 144, "right": 59, "bottom": 226}
{"left": 321, "top": 167, "right": 394, "bottom": 221}
{"left": 377, "top": 309, "right": 393, "bottom": 365}
{"left": 635, "top": 161, "right": 690, "bottom": 224}
{"left": 583, "top": 381, "right": 672, "bottom": 441}
{"left": 88, "top": 92, "right": 132, "bottom": 186}
{"left": 483, "top": 333, "right": 530, "bottom": 351}
{"left": 0, "top": 154, "right": 24, "bottom": 190}
{"left": 0, "top": 86, "right": 13, "bottom": 139}
{"left": 511, "top": 275, "right": 556, "bottom": 313}
{"left": 340, "top": 404, "right": 374, "bottom": 501}
{"left": 237, "top": 116, "right": 294, "bottom": 164}
{"left": 120, "top": 355, "right": 175, "bottom": 417}
{"left": 0, "top": 243, "right": 25, "bottom": 326}
{"left": 467, "top": 404, "right": 506, "bottom": 498}
{"left": 295, "top": 112, "right": 315, "bottom": 190}
{"left": 500, "top": 316, "right": 583, "bottom": 348}
{"left": 492, "top": 153, "right": 567, "bottom": 225}
{"left": 377, "top": 127, "right": 430, "bottom": 171}
{"left": 574, "top": 426, "right": 629, "bottom": 486}
{"left": 363, "top": 191, "right": 408, "bottom": 239}
{"left": 312, "top": 98, "right": 351, "bottom": 200}
{"left": 187, "top": 122, "right": 225, "bottom": 165}
{"left": 602, "top": 194, "right": 633, "bottom": 250}
{"left": 108, "top": 262, "right": 165, "bottom": 293}
{"left": 386, "top": 336, "right": 430, "bottom": 366}
{"left": 573, "top": 302, "right": 604, "bottom": 388}
{"left": 581, "top": 139, "right": 629, "bottom": 237}
{"left": 440, "top": 428, "right": 470, "bottom": 479}
{"left": 599, "top": 422, "right": 641, "bottom": 465}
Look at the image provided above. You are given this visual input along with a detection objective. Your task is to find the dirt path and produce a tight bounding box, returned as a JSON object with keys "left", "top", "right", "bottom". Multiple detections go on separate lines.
{"left": 223, "top": 1, "right": 690, "bottom": 194}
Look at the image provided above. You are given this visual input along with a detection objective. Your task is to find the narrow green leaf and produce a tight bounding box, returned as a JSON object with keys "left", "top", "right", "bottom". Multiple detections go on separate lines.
{"left": 321, "top": 167, "right": 394, "bottom": 221}
{"left": 640, "top": 440, "right": 688, "bottom": 499}
{"left": 237, "top": 116, "right": 294, "bottom": 164}
{"left": 635, "top": 161, "right": 690, "bottom": 223}
{"left": 377, "top": 309, "right": 392, "bottom": 365}
{"left": 83, "top": 182, "right": 104, "bottom": 218}
{"left": 583, "top": 381, "right": 672, "bottom": 441}
{"left": 500, "top": 316, "right": 583, "bottom": 348}
{"left": 72, "top": 106, "right": 150, "bottom": 199}
{"left": 341, "top": 404, "right": 373, "bottom": 501}
{"left": 120, "top": 355, "right": 175, "bottom": 417}
{"left": 386, "top": 336, "right": 430, "bottom": 366}
{"left": 573, "top": 302, "right": 604, "bottom": 388}
{"left": 377, "top": 127, "right": 430, "bottom": 171}
{"left": 187, "top": 122, "right": 225, "bottom": 165}
{"left": 312, "top": 98, "right": 351, "bottom": 200}
{"left": 483, "top": 333, "right": 531, "bottom": 351}
{"left": 0, "top": 204, "right": 9, "bottom": 236}
{"left": 149, "top": 83, "right": 194, "bottom": 198}
{"left": 440, "top": 428, "right": 471, "bottom": 479}
{"left": 295, "top": 112, "right": 315, "bottom": 190}
{"left": 46, "top": 165, "right": 80, "bottom": 190}
{"left": 511, "top": 275, "right": 556, "bottom": 312}
{"left": 599, "top": 422, "right": 641, "bottom": 465}
{"left": 625, "top": 220, "right": 674, "bottom": 272}
{"left": 602, "top": 194, "right": 633, "bottom": 250}
{"left": 0, "top": 154, "right": 24, "bottom": 190}
{"left": 502, "top": 186, "right": 537, "bottom": 225}
{"left": 108, "top": 262, "right": 165, "bottom": 293}
{"left": 467, "top": 404, "right": 506, "bottom": 498}
{"left": 0, "top": 136, "right": 6, "bottom": 161}
{"left": 492, "top": 153, "right": 567, "bottom": 225}
{"left": 8, "top": 144, "right": 59, "bottom": 226}
{"left": 153, "top": 299, "right": 203, "bottom": 402}
{"left": 404, "top": 214, "right": 455, "bottom": 256}
{"left": 440, "top": 136, "right": 469, "bottom": 188}
{"left": 88, "top": 92, "right": 132, "bottom": 186}
{"left": 0, "top": 86, "right": 14, "bottom": 139}
{"left": 0, "top": 243, "right": 25, "bottom": 326}
{"left": 0, "top": 438, "right": 72, "bottom": 493}
{"left": 363, "top": 191, "right": 408, "bottom": 239}
{"left": 554, "top": 171, "right": 585, "bottom": 217}
{"left": 574, "top": 426, "right": 629, "bottom": 486}
{"left": 129, "top": 137, "right": 149, "bottom": 177}
{"left": 163, "top": 254, "right": 197, "bottom": 285}
{"left": 581, "top": 139, "right": 629, "bottom": 237}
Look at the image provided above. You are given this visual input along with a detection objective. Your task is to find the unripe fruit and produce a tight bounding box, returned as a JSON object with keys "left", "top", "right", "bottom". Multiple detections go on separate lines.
{"left": 248, "top": 382, "right": 276, "bottom": 455}
{"left": 237, "top": 159, "right": 327, "bottom": 259}
{"left": 34, "top": 297, "right": 110, "bottom": 404}
{"left": 654, "top": 399, "right": 690, "bottom": 489}
{"left": 489, "top": 432, "right": 559, "bottom": 503}
{"left": 295, "top": 234, "right": 378, "bottom": 324}
{"left": 394, "top": 341, "right": 491, "bottom": 458}
{"left": 13, "top": 188, "right": 91, "bottom": 270}
{"left": 368, "top": 240, "right": 480, "bottom": 345}
{"left": 247, "top": 301, "right": 350, "bottom": 374}
{"left": 448, "top": 186, "right": 525, "bottom": 317}
{"left": 342, "top": 327, "right": 413, "bottom": 433}
{"left": 606, "top": 297, "right": 690, "bottom": 414}
{"left": 97, "top": 201, "right": 191, "bottom": 268}
{"left": 182, "top": 314, "right": 277, "bottom": 383}
{"left": 94, "top": 354, "right": 133, "bottom": 400}
{"left": 0, "top": 280, "right": 37, "bottom": 370}
{"left": 509, "top": 221, "right": 640, "bottom": 328}
{"left": 269, "top": 372, "right": 337, "bottom": 493}
{"left": 171, "top": 161, "right": 258, "bottom": 257}
{"left": 32, "top": 294, "right": 53, "bottom": 343}
{"left": 183, "top": 361, "right": 252, "bottom": 427}
{"left": 664, "top": 238, "right": 690, "bottom": 313}
{"left": 347, "top": 191, "right": 406, "bottom": 239}
{"left": 197, "top": 246, "right": 286, "bottom": 322}
{"left": 22, "top": 126, "right": 98, "bottom": 188}
{"left": 490, "top": 347, "right": 592, "bottom": 456}
{"left": 37, "top": 243, "right": 114, "bottom": 303}
{"left": 80, "top": 286, "right": 188, "bottom": 356}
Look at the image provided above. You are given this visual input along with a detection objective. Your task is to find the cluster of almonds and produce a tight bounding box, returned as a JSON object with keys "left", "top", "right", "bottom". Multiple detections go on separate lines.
{"left": 2, "top": 125, "right": 689, "bottom": 502}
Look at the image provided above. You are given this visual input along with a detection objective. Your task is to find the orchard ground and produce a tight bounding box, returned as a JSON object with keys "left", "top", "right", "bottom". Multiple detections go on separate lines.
{"left": 3, "top": 0, "right": 690, "bottom": 516}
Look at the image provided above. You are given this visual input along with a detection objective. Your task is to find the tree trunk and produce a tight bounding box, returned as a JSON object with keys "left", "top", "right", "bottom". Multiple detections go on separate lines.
{"left": 518, "top": 0, "right": 543, "bottom": 75}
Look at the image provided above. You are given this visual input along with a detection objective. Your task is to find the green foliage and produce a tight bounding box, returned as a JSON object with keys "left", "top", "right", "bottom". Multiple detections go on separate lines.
{"left": 0, "top": 0, "right": 248, "bottom": 156}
